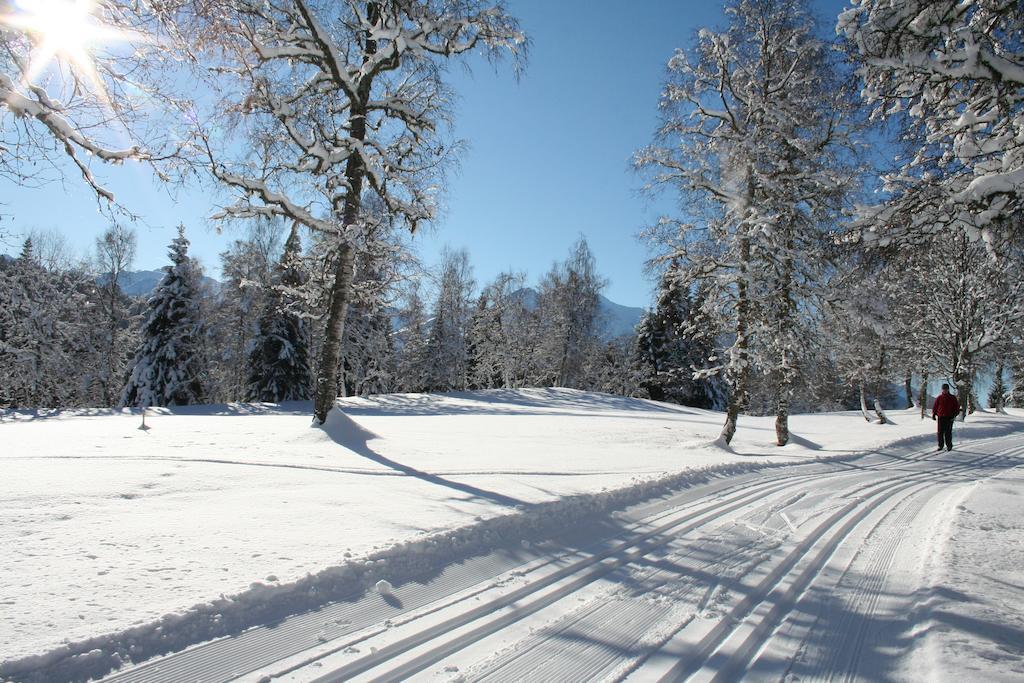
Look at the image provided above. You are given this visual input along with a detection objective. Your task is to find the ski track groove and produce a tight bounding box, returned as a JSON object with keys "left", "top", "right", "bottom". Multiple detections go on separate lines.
{"left": 803, "top": 440, "right": 1024, "bottom": 683}
{"left": 325, "top": 447, "right": 1014, "bottom": 681}
{"left": 467, "top": 537, "right": 761, "bottom": 683}
{"left": 101, "top": 471, "right": 811, "bottom": 683}
{"left": 656, "top": 447, "right": 1016, "bottom": 683}
{"left": 567, "top": 450, "right": 985, "bottom": 683}
{"left": 91, "top": 433, "right": 1023, "bottom": 683}
{"left": 307, "top": 474, "right": 827, "bottom": 682}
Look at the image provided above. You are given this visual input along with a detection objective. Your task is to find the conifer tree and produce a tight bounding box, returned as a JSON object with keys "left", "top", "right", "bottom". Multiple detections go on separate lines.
{"left": 989, "top": 364, "right": 1008, "bottom": 411}
{"left": 246, "top": 224, "right": 313, "bottom": 402}
{"left": 394, "top": 281, "right": 430, "bottom": 393}
{"left": 633, "top": 263, "right": 725, "bottom": 408}
{"left": 422, "top": 249, "right": 474, "bottom": 392}
{"left": 121, "top": 226, "right": 208, "bottom": 408}
{"left": 213, "top": 222, "right": 280, "bottom": 401}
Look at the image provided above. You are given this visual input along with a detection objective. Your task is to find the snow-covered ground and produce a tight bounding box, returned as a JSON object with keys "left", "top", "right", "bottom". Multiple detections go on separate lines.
{"left": 1, "top": 390, "right": 1021, "bottom": 682}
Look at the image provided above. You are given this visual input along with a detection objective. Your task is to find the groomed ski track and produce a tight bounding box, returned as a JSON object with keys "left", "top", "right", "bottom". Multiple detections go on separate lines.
{"left": 79, "top": 432, "right": 1024, "bottom": 681}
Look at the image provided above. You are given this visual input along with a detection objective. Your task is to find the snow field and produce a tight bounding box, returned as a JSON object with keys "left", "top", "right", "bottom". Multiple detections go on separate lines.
{"left": 1, "top": 390, "right": 1021, "bottom": 681}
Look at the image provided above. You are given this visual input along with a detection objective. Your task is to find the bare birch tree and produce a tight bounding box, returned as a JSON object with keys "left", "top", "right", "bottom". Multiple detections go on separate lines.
{"left": 183, "top": 0, "right": 524, "bottom": 423}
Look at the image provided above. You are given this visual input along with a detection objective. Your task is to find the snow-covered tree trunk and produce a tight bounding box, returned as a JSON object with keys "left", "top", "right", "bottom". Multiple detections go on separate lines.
{"left": 860, "top": 384, "right": 871, "bottom": 422}
{"left": 721, "top": 237, "right": 752, "bottom": 446}
{"left": 918, "top": 371, "right": 929, "bottom": 419}
{"left": 775, "top": 373, "right": 791, "bottom": 447}
{"left": 315, "top": 242, "right": 357, "bottom": 422}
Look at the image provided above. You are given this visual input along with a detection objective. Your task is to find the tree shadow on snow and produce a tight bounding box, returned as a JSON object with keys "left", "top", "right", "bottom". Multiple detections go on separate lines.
{"left": 321, "top": 407, "right": 528, "bottom": 509}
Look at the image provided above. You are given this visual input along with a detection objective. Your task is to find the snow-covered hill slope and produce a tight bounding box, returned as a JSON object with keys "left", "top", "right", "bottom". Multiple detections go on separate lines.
{"left": 1, "top": 391, "right": 1021, "bottom": 682}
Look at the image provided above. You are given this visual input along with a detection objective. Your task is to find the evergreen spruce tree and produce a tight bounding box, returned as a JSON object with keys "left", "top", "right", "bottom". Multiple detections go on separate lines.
{"left": 989, "top": 364, "right": 1008, "bottom": 411}
{"left": 632, "top": 312, "right": 665, "bottom": 401}
{"left": 245, "top": 224, "right": 313, "bottom": 402}
{"left": 633, "top": 264, "right": 725, "bottom": 409}
{"left": 121, "top": 226, "right": 208, "bottom": 408}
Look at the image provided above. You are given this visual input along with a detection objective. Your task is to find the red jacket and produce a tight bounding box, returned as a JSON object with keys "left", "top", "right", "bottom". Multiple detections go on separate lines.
{"left": 933, "top": 392, "right": 960, "bottom": 418}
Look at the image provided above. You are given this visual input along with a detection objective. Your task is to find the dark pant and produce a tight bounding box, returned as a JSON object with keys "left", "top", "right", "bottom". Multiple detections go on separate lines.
{"left": 937, "top": 416, "right": 954, "bottom": 450}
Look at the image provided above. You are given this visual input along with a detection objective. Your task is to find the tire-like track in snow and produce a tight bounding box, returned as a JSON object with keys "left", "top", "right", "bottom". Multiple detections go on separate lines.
{"left": 98, "top": 433, "right": 1023, "bottom": 683}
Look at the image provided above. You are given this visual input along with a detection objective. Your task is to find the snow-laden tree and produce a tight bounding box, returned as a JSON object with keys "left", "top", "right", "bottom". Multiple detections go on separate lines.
{"left": 0, "top": 1, "right": 184, "bottom": 214}
{"left": 121, "top": 226, "right": 208, "bottom": 408}
{"left": 422, "top": 247, "right": 474, "bottom": 392}
{"left": 989, "top": 363, "right": 1008, "bottom": 410}
{"left": 246, "top": 223, "right": 313, "bottom": 402}
{"left": 0, "top": 238, "right": 99, "bottom": 408}
{"left": 586, "top": 338, "right": 637, "bottom": 398}
{"left": 535, "top": 236, "right": 606, "bottom": 389}
{"left": 186, "top": 0, "right": 524, "bottom": 423}
{"left": 465, "top": 290, "right": 499, "bottom": 390}
{"left": 465, "top": 271, "right": 532, "bottom": 390}
{"left": 890, "top": 230, "right": 1024, "bottom": 419}
{"left": 839, "top": 1, "right": 1024, "bottom": 247}
{"left": 339, "top": 209, "right": 413, "bottom": 397}
{"left": 394, "top": 279, "right": 430, "bottom": 392}
{"left": 300, "top": 200, "right": 412, "bottom": 397}
{"left": 1010, "top": 353, "right": 1024, "bottom": 408}
{"left": 637, "top": 0, "right": 858, "bottom": 445}
{"left": 632, "top": 262, "right": 725, "bottom": 408}
{"left": 210, "top": 221, "right": 281, "bottom": 401}
{"left": 92, "top": 224, "right": 139, "bottom": 406}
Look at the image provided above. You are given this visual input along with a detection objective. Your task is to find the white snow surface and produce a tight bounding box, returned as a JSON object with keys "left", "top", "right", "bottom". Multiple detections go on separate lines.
{"left": 1, "top": 389, "right": 1022, "bottom": 680}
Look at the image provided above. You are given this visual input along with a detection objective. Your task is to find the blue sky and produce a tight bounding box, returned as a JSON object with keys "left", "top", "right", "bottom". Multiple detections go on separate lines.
{"left": 3, "top": 0, "right": 852, "bottom": 308}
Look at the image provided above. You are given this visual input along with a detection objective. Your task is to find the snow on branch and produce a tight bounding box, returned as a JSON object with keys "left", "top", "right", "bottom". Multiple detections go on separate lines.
{"left": 0, "top": 73, "right": 146, "bottom": 203}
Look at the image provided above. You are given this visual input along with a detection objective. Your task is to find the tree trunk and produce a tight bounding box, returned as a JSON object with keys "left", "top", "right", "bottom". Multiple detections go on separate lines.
{"left": 775, "top": 391, "right": 790, "bottom": 446}
{"left": 313, "top": 243, "right": 357, "bottom": 424}
{"left": 721, "top": 393, "right": 743, "bottom": 445}
{"left": 955, "top": 377, "right": 970, "bottom": 421}
{"left": 310, "top": 2, "right": 377, "bottom": 425}
{"left": 918, "top": 371, "right": 929, "bottom": 419}
{"left": 873, "top": 398, "right": 888, "bottom": 424}
{"left": 720, "top": 235, "right": 751, "bottom": 446}
{"left": 859, "top": 383, "right": 871, "bottom": 422}
{"left": 774, "top": 229, "right": 796, "bottom": 447}
{"left": 903, "top": 370, "right": 913, "bottom": 409}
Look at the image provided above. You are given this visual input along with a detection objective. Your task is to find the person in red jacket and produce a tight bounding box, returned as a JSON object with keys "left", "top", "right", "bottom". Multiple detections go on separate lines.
{"left": 932, "top": 383, "right": 961, "bottom": 451}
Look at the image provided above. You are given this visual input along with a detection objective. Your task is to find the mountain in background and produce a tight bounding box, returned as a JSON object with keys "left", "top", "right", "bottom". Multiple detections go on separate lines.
{"left": 597, "top": 294, "right": 645, "bottom": 340}
{"left": 511, "top": 287, "right": 644, "bottom": 341}
{"left": 99, "top": 269, "right": 221, "bottom": 297}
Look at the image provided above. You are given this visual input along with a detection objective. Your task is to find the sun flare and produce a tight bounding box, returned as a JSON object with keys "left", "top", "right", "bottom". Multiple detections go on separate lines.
{"left": 0, "top": 0, "right": 139, "bottom": 102}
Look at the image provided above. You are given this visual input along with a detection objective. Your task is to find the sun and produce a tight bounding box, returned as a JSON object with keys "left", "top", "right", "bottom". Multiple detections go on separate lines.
{"left": 0, "top": 0, "right": 139, "bottom": 102}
